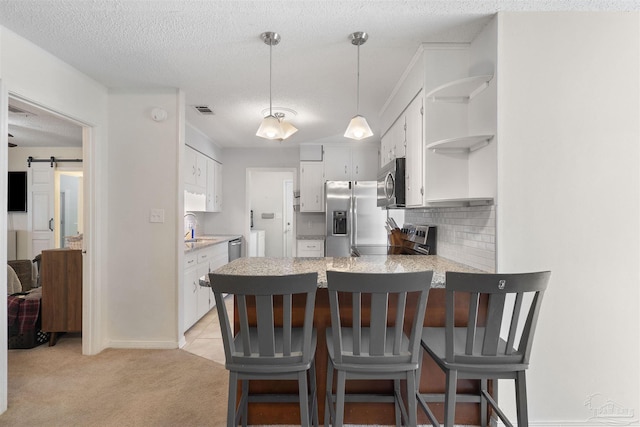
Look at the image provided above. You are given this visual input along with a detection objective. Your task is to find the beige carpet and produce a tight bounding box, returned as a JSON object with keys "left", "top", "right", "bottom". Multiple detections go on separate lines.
{"left": 2, "top": 335, "right": 229, "bottom": 426}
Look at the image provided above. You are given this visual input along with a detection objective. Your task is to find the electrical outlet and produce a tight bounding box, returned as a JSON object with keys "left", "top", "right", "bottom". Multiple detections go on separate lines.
{"left": 150, "top": 208, "right": 165, "bottom": 223}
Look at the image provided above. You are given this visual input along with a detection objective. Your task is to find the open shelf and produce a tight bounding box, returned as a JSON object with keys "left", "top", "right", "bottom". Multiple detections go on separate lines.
{"left": 425, "top": 75, "right": 493, "bottom": 102}
{"left": 427, "top": 135, "right": 494, "bottom": 153}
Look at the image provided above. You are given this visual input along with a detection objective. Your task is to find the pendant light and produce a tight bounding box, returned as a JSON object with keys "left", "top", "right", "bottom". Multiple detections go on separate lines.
{"left": 256, "top": 32, "right": 298, "bottom": 140}
{"left": 344, "top": 32, "right": 373, "bottom": 140}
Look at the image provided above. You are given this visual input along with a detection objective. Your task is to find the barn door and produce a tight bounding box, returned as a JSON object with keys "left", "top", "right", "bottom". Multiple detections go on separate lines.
{"left": 28, "top": 162, "right": 55, "bottom": 258}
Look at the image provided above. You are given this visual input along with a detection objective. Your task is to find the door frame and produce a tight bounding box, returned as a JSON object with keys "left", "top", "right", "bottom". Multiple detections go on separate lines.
{"left": 3, "top": 91, "right": 100, "bottom": 357}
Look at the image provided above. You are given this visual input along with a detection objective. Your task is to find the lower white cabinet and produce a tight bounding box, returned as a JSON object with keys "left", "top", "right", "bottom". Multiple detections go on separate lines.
{"left": 184, "top": 242, "right": 229, "bottom": 331}
{"left": 296, "top": 239, "right": 325, "bottom": 257}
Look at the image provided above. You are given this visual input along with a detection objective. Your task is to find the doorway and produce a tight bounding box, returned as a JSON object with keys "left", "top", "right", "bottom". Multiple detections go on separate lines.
{"left": 6, "top": 95, "right": 88, "bottom": 353}
{"left": 56, "top": 170, "right": 83, "bottom": 248}
{"left": 247, "top": 168, "right": 296, "bottom": 257}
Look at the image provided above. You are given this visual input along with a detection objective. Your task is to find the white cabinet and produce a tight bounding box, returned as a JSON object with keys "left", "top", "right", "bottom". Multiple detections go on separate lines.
{"left": 249, "top": 230, "right": 265, "bottom": 257}
{"left": 324, "top": 145, "right": 378, "bottom": 181}
{"left": 380, "top": 117, "right": 406, "bottom": 167}
{"left": 185, "top": 145, "right": 223, "bottom": 213}
{"left": 184, "top": 242, "right": 229, "bottom": 331}
{"left": 206, "top": 158, "right": 223, "bottom": 212}
{"left": 323, "top": 146, "right": 351, "bottom": 181}
{"left": 404, "top": 93, "right": 424, "bottom": 207}
{"left": 184, "top": 146, "right": 206, "bottom": 190}
{"left": 299, "top": 162, "right": 324, "bottom": 212}
{"left": 183, "top": 252, "right": 199, "bottom": 331}
{"left": 296, "top": 239, "right": 324, "bottom": 257}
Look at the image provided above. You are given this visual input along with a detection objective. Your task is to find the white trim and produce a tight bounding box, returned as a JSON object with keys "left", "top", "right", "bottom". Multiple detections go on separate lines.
{"left": 107, "top": 340, "right": 179, "bottom": 350}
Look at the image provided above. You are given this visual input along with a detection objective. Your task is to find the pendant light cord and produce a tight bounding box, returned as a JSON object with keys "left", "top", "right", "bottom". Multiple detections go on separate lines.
{"left": 356, "top": 42, "right": 360, "bottom": 115}
{"left": 269, "top": 40, "right": 273, "bottom": 116}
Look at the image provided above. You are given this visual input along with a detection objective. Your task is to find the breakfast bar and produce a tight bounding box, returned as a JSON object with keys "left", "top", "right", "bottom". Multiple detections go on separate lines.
{"left": 213, "top": 254, "right": 487, "bottom": 425}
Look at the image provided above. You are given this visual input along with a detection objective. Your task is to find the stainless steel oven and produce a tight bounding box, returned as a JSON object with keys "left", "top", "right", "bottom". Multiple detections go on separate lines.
{"left": 377, "top": 157, "right": 405, "bottom": 208}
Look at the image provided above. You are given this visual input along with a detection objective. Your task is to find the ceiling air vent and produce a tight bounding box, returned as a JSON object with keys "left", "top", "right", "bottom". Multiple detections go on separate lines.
{"left": 193, "top": 105, "right": 214, "bottom": 115}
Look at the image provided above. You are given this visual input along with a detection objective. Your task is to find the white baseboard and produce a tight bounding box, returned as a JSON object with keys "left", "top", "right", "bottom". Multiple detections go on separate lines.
{"left": 107, "top": 339, "right": 179, "bottom": 350}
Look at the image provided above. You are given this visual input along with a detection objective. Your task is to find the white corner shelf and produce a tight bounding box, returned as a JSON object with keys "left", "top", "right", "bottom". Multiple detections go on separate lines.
{"left": 425, "top": 75, "right": 494, "bottom": 103}
{"left": 426, "top": 135, "right": 494, "bottom": 153}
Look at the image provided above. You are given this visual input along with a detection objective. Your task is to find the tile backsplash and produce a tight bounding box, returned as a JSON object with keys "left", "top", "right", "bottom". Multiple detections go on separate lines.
{"left": 404, "top": 205, "right": 495, "bottom": 272}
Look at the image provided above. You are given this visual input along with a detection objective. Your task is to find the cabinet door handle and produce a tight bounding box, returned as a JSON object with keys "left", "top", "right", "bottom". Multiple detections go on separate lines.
{"left": 344, "top": 165, "right": 347, "bottom": 174}
{"left": 356, "top": 165, "right": 359, "bottom": 175}
{"left": 49, "top": 218, "right": 54, "bottom": 231}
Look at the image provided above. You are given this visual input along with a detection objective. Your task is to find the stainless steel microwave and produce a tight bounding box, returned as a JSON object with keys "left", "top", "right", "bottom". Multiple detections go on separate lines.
{"left": 377, "top": 157, "right": 406, "bottom": 208}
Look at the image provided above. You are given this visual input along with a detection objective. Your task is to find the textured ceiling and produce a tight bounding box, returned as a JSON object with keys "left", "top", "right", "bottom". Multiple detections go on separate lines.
{"left": 1, "top": 1, "right": 638, "bottom": 148}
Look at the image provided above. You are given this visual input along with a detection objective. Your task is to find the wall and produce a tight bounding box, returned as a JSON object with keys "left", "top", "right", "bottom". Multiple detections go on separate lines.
{"left": 202, "top": 146, "right": 300, "bottom": 251}
{"left": 497, "top": 12, "right": 639, "bottom": 424}
{"left": 0, "top": 26, "right": 109, "bottom": 413}
{"left": 404, "top": 205, "right": 495, "bottom": 272}
{"left": 106, "top": 90, "right": 183, "bottom": 348}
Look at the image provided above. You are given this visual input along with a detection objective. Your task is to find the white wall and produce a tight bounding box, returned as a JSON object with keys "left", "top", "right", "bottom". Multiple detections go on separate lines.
{"left": 0, "top": 26, "right": 109, "bottom": 413}
{"left": 497, "top": 12, "right": 639, "bottom": 424}
{"left": 107, "top": 90, "right": 183, "bottom": 348}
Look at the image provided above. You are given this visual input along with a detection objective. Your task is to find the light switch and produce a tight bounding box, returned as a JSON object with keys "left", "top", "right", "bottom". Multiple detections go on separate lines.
{"left": 150, "top": 208, "right": 165, "bottom": 223}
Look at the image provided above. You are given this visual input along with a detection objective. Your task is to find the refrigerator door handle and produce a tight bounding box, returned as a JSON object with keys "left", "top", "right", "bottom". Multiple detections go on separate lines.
{"left": 350, "top": 193, "right": 356, "bottom": 249}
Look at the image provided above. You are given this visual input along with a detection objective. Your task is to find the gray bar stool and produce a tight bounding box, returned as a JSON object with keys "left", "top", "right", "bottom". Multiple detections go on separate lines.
{"left": 324, "top": 270, "right": 433, "bottom": 427}
{"left": 209, "top": 272, "right": 319, "bottom": 427}
{"left": 417, "top": 271, "right": 551, "bottom": 427}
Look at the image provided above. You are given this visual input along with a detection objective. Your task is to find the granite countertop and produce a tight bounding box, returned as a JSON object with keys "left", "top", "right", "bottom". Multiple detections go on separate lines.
{"left": 212, "top": 255, "right": 484, "bottom": 288}
{"left": 184, "top": 234, "right": 242, "bottom": 253}
{"left": 296, "top": 235, "right": 326, "bottom": 240}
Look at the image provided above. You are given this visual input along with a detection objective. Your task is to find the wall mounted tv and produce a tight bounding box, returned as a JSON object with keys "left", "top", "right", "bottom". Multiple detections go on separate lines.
{"left": 8, "top": 171, "right": 27, "bottom": 212}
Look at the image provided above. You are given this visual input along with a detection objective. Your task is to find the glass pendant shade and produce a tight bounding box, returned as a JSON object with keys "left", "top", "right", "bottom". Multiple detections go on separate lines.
{"left": 279, "top": 119, "right": 298, "bottom": 140}
{"left": 256, "top": 114, "right": 284, "bottom": 139}
{"left": 344, "top": 114, "right": 373, "bottom": 140}
{"left": 256, "top": 113, "right": 298, "bottom": 140}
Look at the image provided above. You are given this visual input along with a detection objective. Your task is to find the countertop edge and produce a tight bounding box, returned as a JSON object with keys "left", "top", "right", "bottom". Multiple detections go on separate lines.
{"left": 184, "top": 235, "right": 242, "bottom": 253}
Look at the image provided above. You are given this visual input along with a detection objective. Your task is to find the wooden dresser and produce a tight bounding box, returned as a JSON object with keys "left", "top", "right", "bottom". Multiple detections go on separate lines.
{"left": 41, "top": 248, "right": 82, "bottom": 345}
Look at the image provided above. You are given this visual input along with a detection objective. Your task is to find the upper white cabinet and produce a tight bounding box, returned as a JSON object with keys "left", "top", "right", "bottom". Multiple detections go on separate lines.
{"left": 206, "top": 158, "right": 222, "bottom": 212}
{"left": 380, "top": 117, "right": 406, "bottom": 168}
{"left": 184, "top": 146, "right": 206, "bottom": 190}
{"left": 324, "top": 145, "right": 378, "bottom": 182}
{"left": 299, "top": 161, "right": 324, "bottom": 212}
{"left": 185, "top": 145, "right": 223, "bottom": 212}
{"left": 404, "top": 93, "right": 424, "bottom": 207}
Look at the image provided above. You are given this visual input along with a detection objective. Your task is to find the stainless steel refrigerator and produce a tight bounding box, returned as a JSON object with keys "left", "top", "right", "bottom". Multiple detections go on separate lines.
{"left": 325, "top": 181, "right": 388, "bottom": 256}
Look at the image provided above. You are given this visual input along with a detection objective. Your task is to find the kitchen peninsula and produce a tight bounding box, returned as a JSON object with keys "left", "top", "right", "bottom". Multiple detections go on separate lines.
{"left": 213, "top": 255, "right": 487, "bottom": 425}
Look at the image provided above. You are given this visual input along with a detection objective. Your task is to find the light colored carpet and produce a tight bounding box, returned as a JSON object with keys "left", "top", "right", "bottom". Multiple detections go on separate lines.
{"left": 3, "top": 334, "right": 228, "bottom": 426}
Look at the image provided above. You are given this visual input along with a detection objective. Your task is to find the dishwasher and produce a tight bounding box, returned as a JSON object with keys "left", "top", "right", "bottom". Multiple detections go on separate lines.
{"left": 228, "top": 238, "right": 242, "bottom": 261}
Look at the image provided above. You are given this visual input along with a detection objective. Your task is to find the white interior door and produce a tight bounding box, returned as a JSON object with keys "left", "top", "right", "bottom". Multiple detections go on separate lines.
{"left": 28, "top": 162, "right": 55, "bottom": 258}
